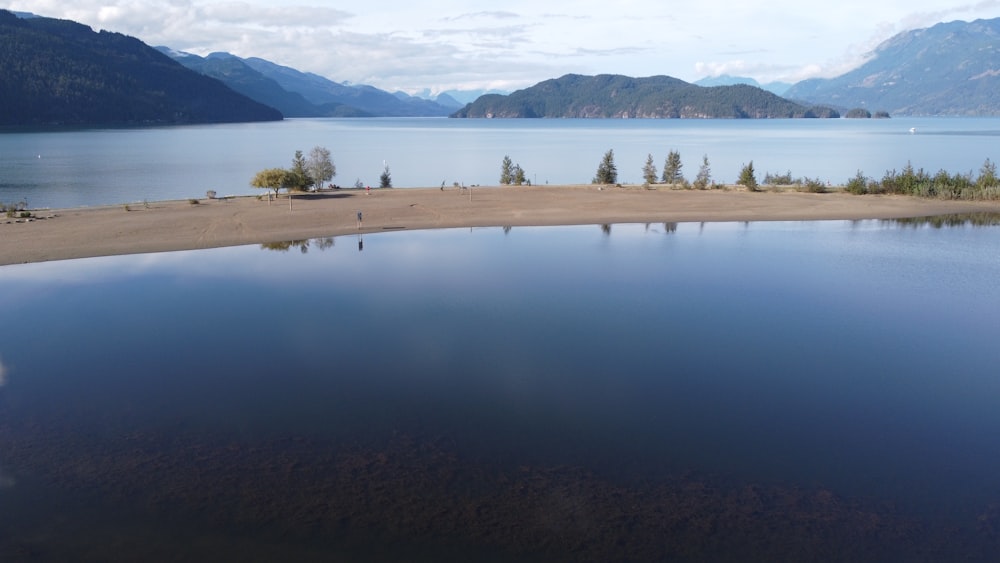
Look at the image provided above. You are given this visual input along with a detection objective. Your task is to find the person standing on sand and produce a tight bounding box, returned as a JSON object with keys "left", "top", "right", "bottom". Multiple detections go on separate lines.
{"left": 357, "top": 210, "right": 363, "bottom": 229}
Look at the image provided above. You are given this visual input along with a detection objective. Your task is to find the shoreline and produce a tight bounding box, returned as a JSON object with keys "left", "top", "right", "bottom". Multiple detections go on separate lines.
{"left": 3, "top": 185, "right": 999, "bottom": 266}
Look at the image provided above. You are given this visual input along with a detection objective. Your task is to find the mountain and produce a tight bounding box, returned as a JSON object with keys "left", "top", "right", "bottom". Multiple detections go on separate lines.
{"left": 433, "top": 92, "right": 463, "bottom": 109}
{"left": 785, "top": 18, "right": 1000, "bottom": 116}
{"left": 162, "top": 51, "right": 455, "bottom": 117}
{"left": 239, "top": 56, "right": 453, "bottom": 117}
{"left": 0, "top": 10, "right": 281, "bottom": 127}
{"left": 157, "top": 50, "right": 367, "bottom": 117}
{"left": 694, "top": 75, "right": 791, "bottom": 96}
{"left": 411, "top": 88, "right": 511, "bottom": 106}
{"left": 452, "top": 74, "right": 837, "bottom": 119}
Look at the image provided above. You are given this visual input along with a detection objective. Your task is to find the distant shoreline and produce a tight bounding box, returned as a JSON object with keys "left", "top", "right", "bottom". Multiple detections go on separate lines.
{"left": 2, "top": 185, "right": 999, "bottom": 266}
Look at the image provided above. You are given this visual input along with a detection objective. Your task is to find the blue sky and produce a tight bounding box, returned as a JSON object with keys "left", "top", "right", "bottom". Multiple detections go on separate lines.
{"left": 7, "top": 1, "right": 1000, "bottom": 94}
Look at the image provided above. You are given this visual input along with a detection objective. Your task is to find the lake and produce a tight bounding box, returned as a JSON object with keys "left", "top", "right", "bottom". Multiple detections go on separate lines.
{"left": 2, "top": 219, "right": 999, "bottom": 561}
{"left": 3, "top": 117, "right": 1000, "bottom": 209}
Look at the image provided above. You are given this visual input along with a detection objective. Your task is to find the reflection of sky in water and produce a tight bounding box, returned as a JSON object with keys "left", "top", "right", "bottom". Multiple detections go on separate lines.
{"left": 1, "top": 221, "right": 999, "bottom": 518}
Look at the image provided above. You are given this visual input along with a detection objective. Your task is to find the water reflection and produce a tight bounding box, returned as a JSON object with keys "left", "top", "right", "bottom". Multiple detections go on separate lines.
{"left": 259, "top": 237, "right": 336, "bottom": 253}
{"left": 884, "top": 212, "right": 1000, "bottom": 228}
{"left": 2, "top": 221, "right": 1000, "bottom": 561}
{"left": 0, "top": 466, "right": 13, "bottom": 489}
{"left": 0, "top": 354, "right": 7, "bottom": 387}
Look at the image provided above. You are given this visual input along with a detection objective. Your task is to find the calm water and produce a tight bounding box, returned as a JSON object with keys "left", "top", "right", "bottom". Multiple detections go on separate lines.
{"left": 1, "top": 220, "right": 999, "bottom": 561}
{"left": 3, "top": 117, "right": 1000, "bottom": 209}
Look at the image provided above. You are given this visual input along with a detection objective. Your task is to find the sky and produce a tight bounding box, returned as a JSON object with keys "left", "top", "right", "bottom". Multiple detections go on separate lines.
{"left": 7, "top": 1, "right": 1000, "bottom": 95}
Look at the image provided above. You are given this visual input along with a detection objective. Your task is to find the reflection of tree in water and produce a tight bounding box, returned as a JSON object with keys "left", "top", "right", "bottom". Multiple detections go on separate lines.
{"left": 646, "top": 222, "right": 679, "bottom": 234}
{"left": 884, "top": 212, "right": 1000, "bottom": 229}
{"left": 260, "top": 237, "right": 335, "bottom": 254}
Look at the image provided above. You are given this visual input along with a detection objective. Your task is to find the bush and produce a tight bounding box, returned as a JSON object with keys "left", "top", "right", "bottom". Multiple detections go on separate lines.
{"left": 801, "top": 178, "right": 827, "bottom": 193}
{"left": 845, "top": 171, "right": 869, "bottom": 195}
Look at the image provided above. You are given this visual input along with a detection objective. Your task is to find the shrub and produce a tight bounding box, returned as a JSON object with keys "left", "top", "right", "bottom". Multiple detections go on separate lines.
{"left": 802, "top": 178, "right": 827, "bottom": 193}
{"left": 845, "top": 171, "right": 869, "bottom": 195}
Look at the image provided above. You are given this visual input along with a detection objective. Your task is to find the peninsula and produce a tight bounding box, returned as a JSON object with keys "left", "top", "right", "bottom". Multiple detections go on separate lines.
{"left": 2, "top": 186, "right": 998, "bottom": 266}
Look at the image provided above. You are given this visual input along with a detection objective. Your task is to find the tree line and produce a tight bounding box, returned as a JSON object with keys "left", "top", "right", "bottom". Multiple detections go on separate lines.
{"left": 251, "top": 146, "right": 1000, "bottom": 203}
{"left": 582, "top": 150, "right": 1000, "bottom": 200}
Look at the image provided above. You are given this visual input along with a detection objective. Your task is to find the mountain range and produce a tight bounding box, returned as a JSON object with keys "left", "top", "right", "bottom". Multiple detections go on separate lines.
{"left": 158, "top": 49, "right": 458, "bottom": 117}
{"left": 4, "top": 9, "right": 1000, "bottom": 126}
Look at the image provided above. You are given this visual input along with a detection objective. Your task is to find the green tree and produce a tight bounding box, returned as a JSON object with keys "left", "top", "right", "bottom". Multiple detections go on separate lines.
{"left": 642, "top": 153, "right": 658, "bottom": 185}
{"left": 661, "top": 150, "right": 683, "bottom": 184}
{"left": 978, "top": 158, "right": 998, "bottom": 188}
{"left": 593, "top": 149, "right": 618, "bottom": 185}
{"left": 500, "top": 155, "right": 514, "bottom": 185}
{"left": 737, "top": 161, "right": 758, "bottom": 191}
{"left": 513, "top": 164, "right": 526, "bottom": 186}
{"left": 250, "top": 167, "right": 290, "bottom": 198}
{"left": 379, "top": 163, "right": 392, "bottom": 188}
{"left": 285, "top": 150, "right": 312, "bottom": 191}
{"left": 693, "top": 154, "right": 712, "bottom": 189}
{"left": 305, "top": 146, "right": 335, "bottom": 189}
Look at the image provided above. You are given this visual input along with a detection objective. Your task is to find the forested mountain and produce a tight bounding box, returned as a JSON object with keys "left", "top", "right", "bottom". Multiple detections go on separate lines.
{"left": 163, "top": 51, "right": 454, "bottom": 117}
{"left": 785, "top": 18, "right": 1000, "bottom": 115}
{"left": 0, "top": 10, "right": 281, "bottom": 127}
{"left": 452, "top": 74, "right": 836, "bottom": 118}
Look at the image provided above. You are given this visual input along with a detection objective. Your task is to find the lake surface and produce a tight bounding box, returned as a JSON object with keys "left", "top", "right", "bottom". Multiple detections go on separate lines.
{"left": 1, "top": 219, "right": 999, "bottom": 561}
{"left": 3, "top": 117, "right": 1000, "bottom": 209}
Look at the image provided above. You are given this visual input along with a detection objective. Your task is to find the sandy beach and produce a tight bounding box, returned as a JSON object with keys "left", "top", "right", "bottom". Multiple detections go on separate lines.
{"left": 2, "top": 185, "right": 999, "bottom": 265}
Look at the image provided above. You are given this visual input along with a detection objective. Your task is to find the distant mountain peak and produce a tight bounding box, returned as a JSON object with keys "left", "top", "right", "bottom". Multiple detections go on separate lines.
{"left": 694, "top": 74, "right": 791, "bottom": 96}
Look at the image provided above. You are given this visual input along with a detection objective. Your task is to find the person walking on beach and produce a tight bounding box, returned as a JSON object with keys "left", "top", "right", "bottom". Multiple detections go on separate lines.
{"left": 357, "top": 210, "right": 363, "bottom": 229}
